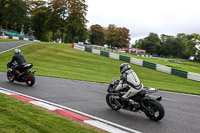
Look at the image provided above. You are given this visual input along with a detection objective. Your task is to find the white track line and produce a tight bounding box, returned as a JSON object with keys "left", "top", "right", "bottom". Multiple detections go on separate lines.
{"left": 160, "top": 90, "right": 200, "bottom": 98}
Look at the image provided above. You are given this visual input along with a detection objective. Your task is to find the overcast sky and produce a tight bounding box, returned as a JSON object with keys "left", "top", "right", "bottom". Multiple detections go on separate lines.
{"left": 85, "top": 0, "right": 200, "bottom": 44}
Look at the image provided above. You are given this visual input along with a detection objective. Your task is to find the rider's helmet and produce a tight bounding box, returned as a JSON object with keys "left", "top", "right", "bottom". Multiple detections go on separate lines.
{"left": 120, "top": 63, "right": 131, "bottom": 74}
{"left": 14, "top": 49, "right": 21, "bottom": 54}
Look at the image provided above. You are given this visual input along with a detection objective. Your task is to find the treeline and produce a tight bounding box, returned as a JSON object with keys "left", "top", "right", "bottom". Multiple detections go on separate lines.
{"left": 135, "top": 33, "right": 200, "bottom": 60}
{"left": 0, "top": 0, "right": 88, "bottom": 42}
{"left": 0, "top": 0, "right": 131, "bottom": 46}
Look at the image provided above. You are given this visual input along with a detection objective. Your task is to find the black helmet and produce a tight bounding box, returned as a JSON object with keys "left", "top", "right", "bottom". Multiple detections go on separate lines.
{"left": 120, "top": 63, "right": 130, "bottom": 74}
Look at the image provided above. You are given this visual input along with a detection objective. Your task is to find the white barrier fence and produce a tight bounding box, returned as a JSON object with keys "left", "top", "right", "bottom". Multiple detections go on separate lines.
{"left": 156, "top": 64, "right": 172, "bottom": 74}
{"left": 73, "top": 44, "right": 200, "bottom": 82}
{"left": 130, "top": 57, "right": 143, "bottom": 66}
{"left": 187, "top": 72, "right": 200, "bottom": 81}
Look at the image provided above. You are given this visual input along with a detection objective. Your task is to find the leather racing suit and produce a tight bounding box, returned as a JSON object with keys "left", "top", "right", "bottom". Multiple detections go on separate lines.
{"left": 8, "top": 53, "right": 27, "bottom": 72}
{"left": 115, "top": 69, "right": 143, "bottom": 98}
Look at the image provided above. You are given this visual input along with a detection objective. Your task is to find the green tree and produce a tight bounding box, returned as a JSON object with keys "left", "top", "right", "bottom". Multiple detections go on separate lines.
{"left": 0, "top": 0, "right": 29, "bottom": 32}
{"left": 48, "top": 0, "right": 88, "bottom": 43}
{"left": 176, "top": 33, "right": 188, "bottom": 58}
{"left": 186, "top": 33, "right": 200, "bottom": 60}
{"left": 136, "top": 33, "right": 160, "bottom": 55}
{"left": 30, "top": 0, "right": 50, "bottom": 41}
{"left": 66, "top": 0, "right": 88, "bottom": 43}
{"left": 90, "top": 24, "right": 105, "bottom": 45}
{"left": 105, "top": 24, "right": 117, "bottom": 47}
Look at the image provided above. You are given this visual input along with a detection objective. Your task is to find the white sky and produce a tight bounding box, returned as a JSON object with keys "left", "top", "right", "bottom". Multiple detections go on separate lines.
{"left": 85, "top": 0, "right": 200, "bottom": 44}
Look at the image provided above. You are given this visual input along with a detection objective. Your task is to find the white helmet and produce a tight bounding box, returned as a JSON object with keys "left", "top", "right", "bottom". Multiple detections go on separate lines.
{"left": 14, "top": 49, "right": 21, "bottom": 54}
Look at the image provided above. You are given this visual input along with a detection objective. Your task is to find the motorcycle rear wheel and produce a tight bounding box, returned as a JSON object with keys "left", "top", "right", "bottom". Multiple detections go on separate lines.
{"left": 25, "top": 72, "right": 35, "bottom": 86}
{"left": 106, "top": 94, "right": 121, "bottom": 110}
{"left": 144, "top": 99, "right": 165, "bottom": 121}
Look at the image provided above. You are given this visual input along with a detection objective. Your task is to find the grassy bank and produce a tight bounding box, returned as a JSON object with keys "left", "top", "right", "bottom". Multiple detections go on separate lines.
{"left": 104, "top": 51, "right": 200, "bottom": 74}
{"left": 0, "top": 39, "right": 23, "bottom": 42}
{"left": 0, "top": 42, "right": 199, "bottom": 95}
{"left": 0, "top": 93, "right": 99, "bottom": 133}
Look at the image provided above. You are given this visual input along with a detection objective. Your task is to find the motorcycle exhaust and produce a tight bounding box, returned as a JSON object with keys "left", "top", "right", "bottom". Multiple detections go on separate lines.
{"left": 156, "top": 96, "right": 162, "bottom": 101}
{"left": 32, "top": 71, "right": 36, "bottom": 74}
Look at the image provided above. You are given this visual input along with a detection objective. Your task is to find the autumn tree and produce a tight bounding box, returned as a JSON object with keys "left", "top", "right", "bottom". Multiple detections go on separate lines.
{"left": 113, "top": 27, "right": 130, "bottom": 48}
{"left": 90, "top": 24, "right": 105, "bottom": 45}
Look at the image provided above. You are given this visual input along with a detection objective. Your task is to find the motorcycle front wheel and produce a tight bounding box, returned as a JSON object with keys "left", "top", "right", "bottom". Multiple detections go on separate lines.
{"left": 25, "top": 72, "right": 35, "bottom": 86}
{"left": 106, "top": 94, "right": 121, "bottom": 110}
{"left": 144, "top": 99, "right": 165, "bottom": 121}
{"left": 7, "top": 71, "right": 14, "bottom": 82}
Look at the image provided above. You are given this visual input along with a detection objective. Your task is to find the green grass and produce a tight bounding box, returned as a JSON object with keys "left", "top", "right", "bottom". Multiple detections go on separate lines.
{"left": 0, "top": 93, "right": 99, "bottom": 133}
{"left": 105, "top": 51, "right": 200, "bottom": 74}
{"left": 0, "top": 39, "right": 24, "bottom": 42}
{"left": 0, "top": 42, "right": 200, "bottom": 95}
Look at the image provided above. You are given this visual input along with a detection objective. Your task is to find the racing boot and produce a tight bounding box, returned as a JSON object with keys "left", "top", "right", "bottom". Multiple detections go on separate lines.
{"left": 121, "top": 97, "right": 129, "bottom": 108}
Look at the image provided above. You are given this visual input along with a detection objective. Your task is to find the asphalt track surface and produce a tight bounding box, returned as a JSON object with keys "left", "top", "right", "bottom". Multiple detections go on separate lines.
{"left": 1, "top": 41, "right": 200, "bottom": 133}
{"left": 0, "top": 41, "right": 33, "bottom": 53}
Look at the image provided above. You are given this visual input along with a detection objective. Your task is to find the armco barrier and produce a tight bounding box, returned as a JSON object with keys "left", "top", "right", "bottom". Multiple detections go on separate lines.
{"left": 171, "top": 68, "right": 188, "bottom": 78}
{"left": 74, "top": 45, "right": 85, "bottom": 51}
{"left": 130, "top": 57, "right": 143, "bottom": 66}
{"left": 187, "top": 72, "right": 200, "bottom": 81}
{"left": 85, "top": 47, "right": 92, "bottom": 52}
{"left": 109, "top": 52, "right": 119, "bottom": 60}
{"left": 73, "top": 44, "right": 200, "bottom": 82}
{"left": 92, "top": 49, "right": 100, "bottom": 55}
{"left": 100, "top": 51, "right": 109, "bottom": 57}
{"left": 156, "top": 64, "right": 171, "bottom": 74}
{"left": 120, "top": 55, "right": 130, "bottom": 63}
{"left": 12, "top": 36, "right": 19, "bottom": 40}
{"left": 143, "top": 61, "right": 156, "bottom": 70}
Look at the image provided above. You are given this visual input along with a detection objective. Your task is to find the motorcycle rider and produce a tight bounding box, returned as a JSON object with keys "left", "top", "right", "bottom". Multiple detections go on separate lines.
{"left": 7, "top": 49, "right": 27, "bottom": 79}
{"left": 115, "top": 63, "right": 143, "bottom": 108}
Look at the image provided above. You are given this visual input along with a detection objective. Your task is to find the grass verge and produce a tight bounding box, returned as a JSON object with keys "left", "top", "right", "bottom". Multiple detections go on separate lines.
{"left": 0, "top": 39, "right": 24, "bottom": 42}
{"left": 0, "top": 93, "right": 99, "bottom": 133}
{"left": 0, "top": 42, "right": 199, "bottom": 95}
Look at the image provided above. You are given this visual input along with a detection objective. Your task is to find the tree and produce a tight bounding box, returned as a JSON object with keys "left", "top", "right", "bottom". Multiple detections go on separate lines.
{"left": 176, "top": 33, "right": 188, "bottom": 58}
{"left": 90, "top": 24, "right": 105, "bottom": 45}
{"left": 113, "top": 27, "right": 130, "bottom": 48}
{"left": 30, "top": 0, "right": 50, "bottom": 41}
{"left": 186, "top": 33, "right": 200, "bottom": 60}
{"left": 0, "top": 0, "right": 29, "bottom": 32}
{"left": 48, "top": 0, "right": 88, "bottom": 43}
{"left": 135, "top": 33, "right": 160, "bottom": 55}
{"left": 66, "top": 0, "right": 88, "bottom": 43}
{"left": 0, "top": 0, "right": 7, "bottom": 28}
{"left": 105, "top": 24, "right": 117, "bottom": 47}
